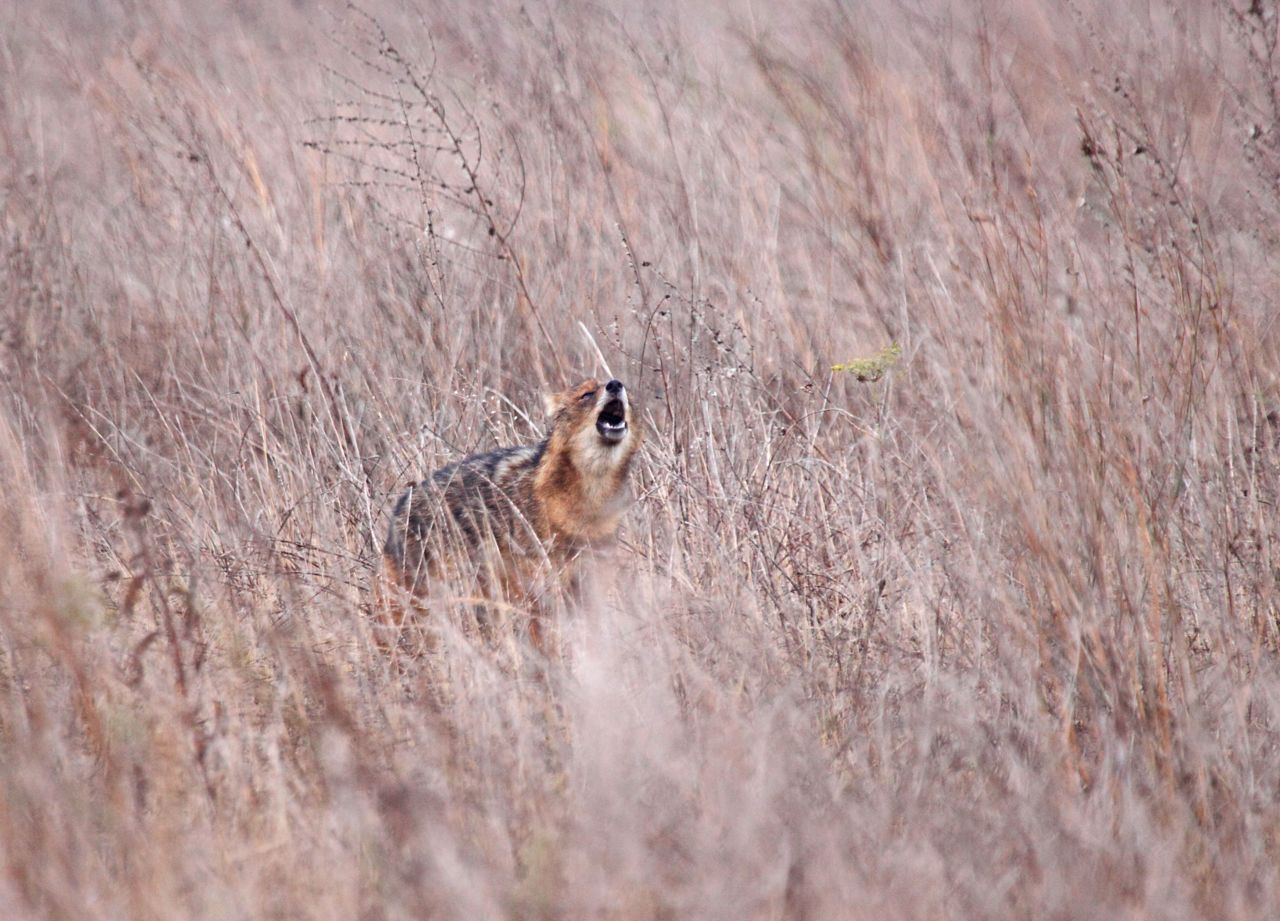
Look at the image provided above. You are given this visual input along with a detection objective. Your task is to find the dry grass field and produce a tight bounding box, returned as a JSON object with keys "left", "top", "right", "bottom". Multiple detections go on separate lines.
{"left": 2, "top": 0, "right": 1280, "bottom": 917}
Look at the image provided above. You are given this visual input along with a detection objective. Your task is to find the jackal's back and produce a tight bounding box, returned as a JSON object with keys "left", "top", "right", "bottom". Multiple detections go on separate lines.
{"left": 384, "top": 443, "right": 546, "bottom": 592}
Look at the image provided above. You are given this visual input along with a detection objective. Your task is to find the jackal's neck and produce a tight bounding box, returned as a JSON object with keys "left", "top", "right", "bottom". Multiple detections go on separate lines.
{"left": 532, "top": 440, "right": 634, "bottom": 542}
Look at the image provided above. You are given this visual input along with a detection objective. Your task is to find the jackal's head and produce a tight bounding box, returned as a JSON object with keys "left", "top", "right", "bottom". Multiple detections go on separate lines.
{"left": 536, "top": 378, "right": 642, "bottom": 540}
{"left": 543, "top": 377, "right": 642, "bottom": 475}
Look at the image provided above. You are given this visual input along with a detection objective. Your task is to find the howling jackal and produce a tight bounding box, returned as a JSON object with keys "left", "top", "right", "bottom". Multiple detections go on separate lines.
{"left": 382, "top": 378, "right": 642, "bottom": 633}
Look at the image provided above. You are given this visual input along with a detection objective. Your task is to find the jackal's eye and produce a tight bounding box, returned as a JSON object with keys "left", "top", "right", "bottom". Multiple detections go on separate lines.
{"left": 580, "top": 390, "right": 597, "bottom": 403}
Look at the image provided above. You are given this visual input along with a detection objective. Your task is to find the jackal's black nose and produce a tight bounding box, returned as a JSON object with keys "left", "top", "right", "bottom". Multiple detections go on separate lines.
{"left": 605, "top": 379, "right": 623, "bottom": 394}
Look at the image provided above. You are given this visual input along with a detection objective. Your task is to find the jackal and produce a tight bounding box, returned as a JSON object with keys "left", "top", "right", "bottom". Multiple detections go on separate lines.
{"left": 382, "top": 378, "right": 642, "bottom": 637}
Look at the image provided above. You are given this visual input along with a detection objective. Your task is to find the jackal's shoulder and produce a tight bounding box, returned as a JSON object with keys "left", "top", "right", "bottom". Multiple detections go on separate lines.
{"left": 385, "top": 440, "right": 544, "bottom": 558}
{"left": 429, "top": 442, "right": 545, "bottom": 492}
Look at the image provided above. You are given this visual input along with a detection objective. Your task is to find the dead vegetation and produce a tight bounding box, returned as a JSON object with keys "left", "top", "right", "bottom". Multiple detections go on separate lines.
{"left": 1, "top": 0, "right": 1279, "bottom": 918}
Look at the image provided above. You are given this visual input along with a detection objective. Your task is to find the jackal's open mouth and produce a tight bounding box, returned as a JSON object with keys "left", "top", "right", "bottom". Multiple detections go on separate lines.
{"left": 596, "top": 398, "right": 628, "bottom": 443}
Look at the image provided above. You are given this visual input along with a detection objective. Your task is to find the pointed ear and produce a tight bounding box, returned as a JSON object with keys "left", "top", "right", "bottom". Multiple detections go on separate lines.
{"left": 542, "top": 391, "right": 562, "bottom": 418}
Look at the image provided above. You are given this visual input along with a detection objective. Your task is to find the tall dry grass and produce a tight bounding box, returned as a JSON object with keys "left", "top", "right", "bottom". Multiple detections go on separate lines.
{"left": 2, "top": 0, "right": 1279, "bottom": 917}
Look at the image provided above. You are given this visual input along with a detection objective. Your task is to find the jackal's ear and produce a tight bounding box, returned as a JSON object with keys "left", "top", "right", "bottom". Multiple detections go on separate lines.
{"left": 542, "top": 391, "right": 563, "bottom": 418}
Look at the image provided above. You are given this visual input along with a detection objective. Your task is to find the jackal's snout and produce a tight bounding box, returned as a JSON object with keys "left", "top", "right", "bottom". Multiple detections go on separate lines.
{"left": 596, "top": 379, "right": 629, "bottom": 444}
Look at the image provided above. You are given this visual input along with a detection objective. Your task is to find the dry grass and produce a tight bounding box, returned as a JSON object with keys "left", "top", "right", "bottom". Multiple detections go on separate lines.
{"left": 2, "top": 0, "right": 1279, "bottom": 917}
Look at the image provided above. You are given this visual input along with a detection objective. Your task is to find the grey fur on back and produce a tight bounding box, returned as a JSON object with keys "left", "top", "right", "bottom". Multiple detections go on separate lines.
{"left": 383, "top": 441, "right": 547, "bottom": 591}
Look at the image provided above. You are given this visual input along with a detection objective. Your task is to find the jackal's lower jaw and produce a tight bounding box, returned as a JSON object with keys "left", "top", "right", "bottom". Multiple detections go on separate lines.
{"left": 596, "top": 398, "right": 628, "bottom": 444}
